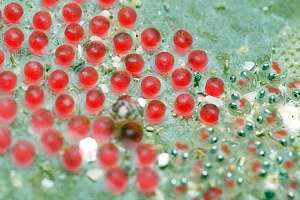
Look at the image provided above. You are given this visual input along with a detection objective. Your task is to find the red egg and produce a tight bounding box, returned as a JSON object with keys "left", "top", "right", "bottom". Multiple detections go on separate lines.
{"left": 141, "top": 28, "right": 161, "bottom": 52}
{"left": 105, "top": 167, "right": 128, "bottom": 195}
{"left": 48, "top": 69, "right": 69, "bottom": 94}
{"left": 97, "top": 0, "right": 116, "bottom": 9}
{"left": 113, "top": 32, "right": 132, "bottom": 55}
{"left": 64, "top": 23, "right": 84, "bottom": 44}
{"left": 97, "top": 143, "right": 119, "bottom": 168}
{"left": 0, "top": 49, "right": 5, "bottom": 68}
{"left": 85, "top": 41, "right": 106, "bottom": 65}
{"left": 30, "top": 109, "right": 54, "bottom": 134}
{"left": 140, "top": 76, "right": 161, "bottom": 99}
{"left": 171, "top": 68, "right": 192, "bottom": 91}
{"left": 145, "top": 99, "right": 166, "bottom": 125}
{"left": 89, "top": 16, "right": 110, "bottom": 38}
{"left": 199, "top": 104, "right": 220, "bottom": 125}
{"left": 136, "top": 167, "right": 159, "bottom": 194}
{"left": 110, "top": 70, "right": 131, "bottom": 94}
{"left": 4, "top": 27, "right": 24, "bottom": 53}
{"left": 0, "top": 97, "right": 17, "bottom": 125}
{"left": 85, "top": 88, "right": 105, "bottom": 114}
{"left": 55, "top": 44, "right": 75, "bottom": 68}
{"left": 0, "top": 71, "right": 17, "bottom": 94}
{"left": 68, "top": 115, "right": 90, "bottom": 140}
{"left": 205, "top": 77, "right": 225, "bottom": 98}
{"left": 174, "top": 93, "right": 195, "bottom": 117}
{"left": 124, "top": 53, "right": 144, "bottom": 77}
{"left": 188, "top": 50, "right": 208, "bottom": 72}
{"left": 173, "top": 30, "right": 193, "bottom": 54}
{"left": 3, "top": 2, "right": 23, "bottom": 24}
{"left": 92, "top": 116, "right": 114, "bottom": 142}
{"left": 155, "top": 52, "right": 174, "bottom": 75}
{"left": 28, "top": 31, "right": 49, "bottom": 55}
{"left": 0, "top": 126, "right": 12, "bottom": 154}
{"left": 41, "top": 0, "right": 58, "bottom": 8}
{"left": 118, "top": 6, "right": 137, "bottom": 29}
{"left": 62, "top": 2, "right": 82, "bottom": 23}
{"left": 11, "top": 140, "right": 35, "bottom": 167}
{"left": 23, "top": 61, "right": 44, "bottom": 85}
{"left": 24, "top": 85, "right": 45, "bottom": 111}
{"left": 78, "top": 66, "right": 99, "bottom": 90}
{"left": 32, "top": 11, "right": 52, "bottom": 31}
{"left": 136, "top": 143, "right": 156, "bottom": 166}
{"left": 55, "top": 94, "right": 75, "bottom": 119}
{"left": 41, "top": 129, "right": 64, "bottom": 155}
{"left": 62, "top": 146, "right": 82, "bottom": 173}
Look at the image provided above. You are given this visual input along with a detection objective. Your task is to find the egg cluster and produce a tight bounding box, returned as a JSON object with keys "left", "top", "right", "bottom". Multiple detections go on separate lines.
{"left": 0, "top": 0, "right": 299, "bottom": 199}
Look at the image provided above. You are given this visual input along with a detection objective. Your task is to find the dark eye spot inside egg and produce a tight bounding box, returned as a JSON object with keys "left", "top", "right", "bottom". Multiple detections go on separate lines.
{"left": 111, "top": 95, "right": 143, "bottom": 121}
{"left": 120, "top": 121, "right": 143, "bottom": 145}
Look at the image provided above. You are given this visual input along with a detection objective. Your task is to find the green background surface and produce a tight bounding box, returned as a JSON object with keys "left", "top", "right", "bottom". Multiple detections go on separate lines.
{"left": 0, "top": 0, "right": 300, "bottom": 199}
